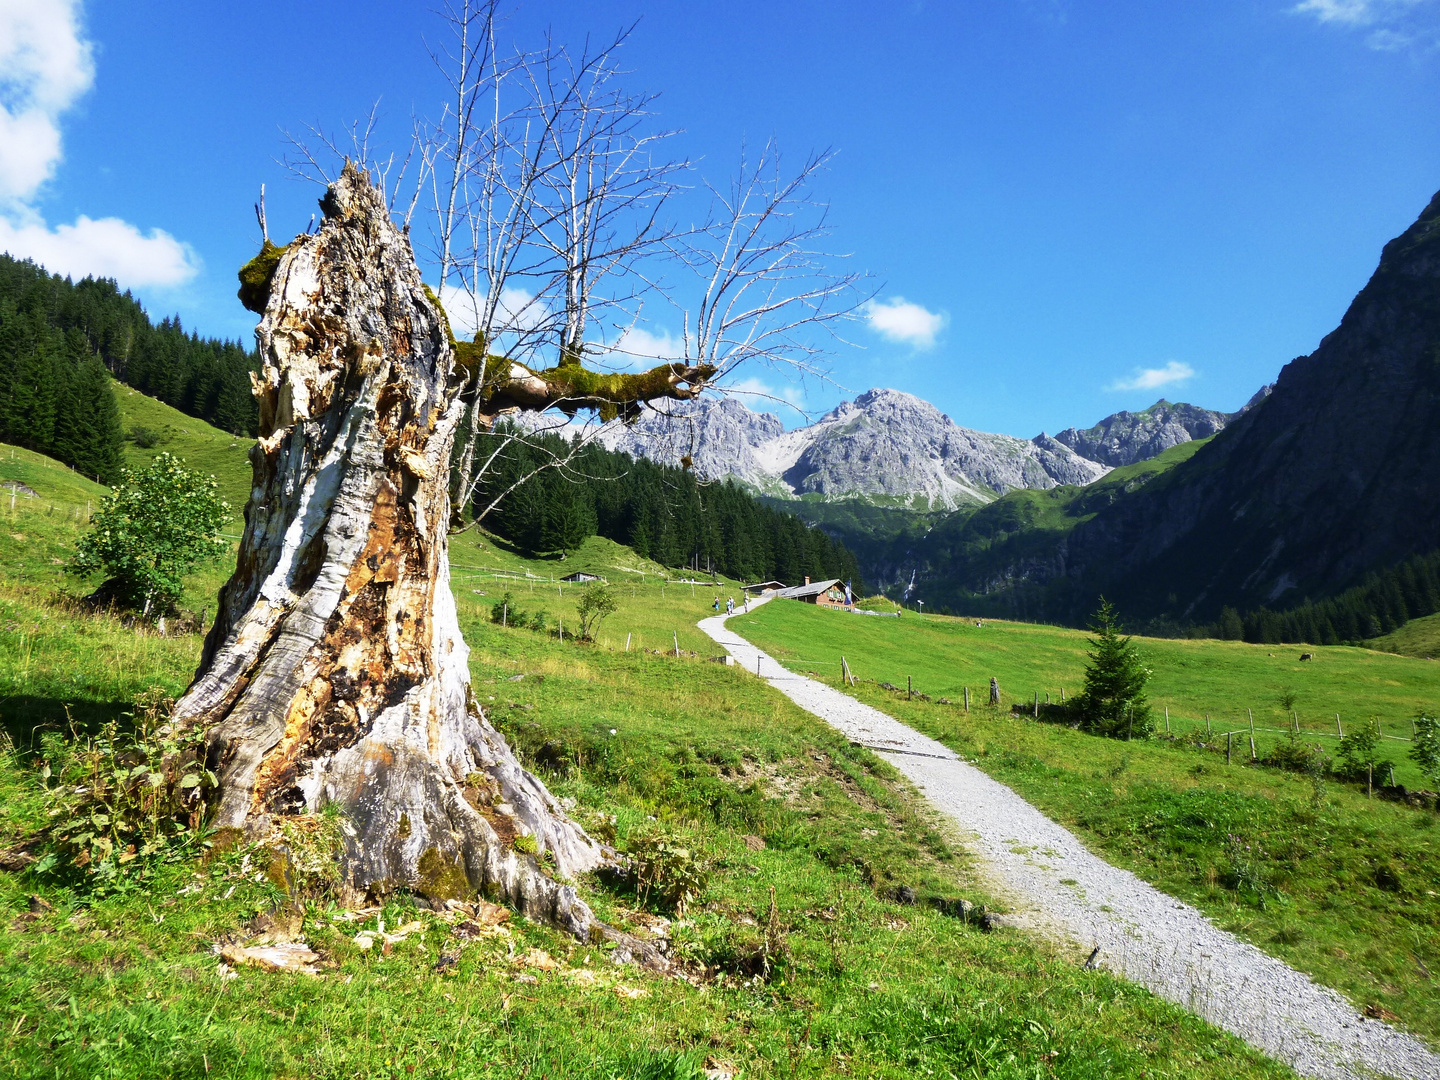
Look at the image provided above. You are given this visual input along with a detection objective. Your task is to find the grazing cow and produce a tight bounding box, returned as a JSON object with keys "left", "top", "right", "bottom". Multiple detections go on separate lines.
{"left": 1300, "top": 652, "right": 1314, "bottom": 661}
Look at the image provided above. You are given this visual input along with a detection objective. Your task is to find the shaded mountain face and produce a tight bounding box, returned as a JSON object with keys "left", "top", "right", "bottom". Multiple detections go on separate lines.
{"left": 610, "top": 388, "right": 1111, "bottom": 510}
{"left": 974, "top": 187, "right": 1440, "bottom": 623}
{"left": 1052, "top": 400, "right": 1232, "bottom": 468}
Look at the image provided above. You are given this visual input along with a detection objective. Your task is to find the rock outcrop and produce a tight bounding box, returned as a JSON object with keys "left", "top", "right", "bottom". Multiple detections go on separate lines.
{"left": 1051, "top": 400, "right": 1232, "bottom": 468}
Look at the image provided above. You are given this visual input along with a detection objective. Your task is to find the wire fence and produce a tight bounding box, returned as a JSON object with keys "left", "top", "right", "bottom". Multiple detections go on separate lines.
{"left": 766, "top": 655, "right": 1425, "bottom": 750}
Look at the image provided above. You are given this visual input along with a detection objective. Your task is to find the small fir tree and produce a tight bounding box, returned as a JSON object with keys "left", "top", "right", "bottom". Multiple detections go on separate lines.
{"left": 1075, "top": 598, "right": 1153, "bottom": 739}
{"left": 69, "top": 452, "right": 230, "bottom": 615}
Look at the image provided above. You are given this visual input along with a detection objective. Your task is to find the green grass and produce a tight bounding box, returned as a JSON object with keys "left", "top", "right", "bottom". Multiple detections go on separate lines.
{"left": 734, "top": 602, "right": 1438, "bottom": 787}
{"left": 737, "top": 600, "right": 1440, "bottom": 1045}
{"left": 1372, "top": 612, "right": 1440, "bottom": 661}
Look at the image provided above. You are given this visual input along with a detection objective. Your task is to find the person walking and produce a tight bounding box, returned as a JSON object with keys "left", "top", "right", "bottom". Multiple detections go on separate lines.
{"left": 726, "top": 596, "right": 735, "bottom": 614}
{"left": 713, "top": 595, "right": 721, "bottom": 613}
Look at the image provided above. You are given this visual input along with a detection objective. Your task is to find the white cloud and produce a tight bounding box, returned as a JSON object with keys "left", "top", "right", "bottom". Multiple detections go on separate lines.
{"left": 600, "top": 325, "right": 684, "bottom": 369}
{"left": 865, "top": 297, "right": 945, "bottom": 349}
{"left": 1290, "top": 0, "right": 1438, "bottom": 49}
{"left": 0, "top": 214, "right": 198, "bottom": 288}
{"left": 0, "top": 0, "right": 199, "bottom": 289}
{"left": 0, "top": 0, "right": 94, "bottom": 205}
{"left": 1107, "top": 360, "right": 1196, "bottom": 393}
{"left": 438, "top": 284, "right": 546, "bottom": 341}
{"left": 721, "top": 375, "right": 807, "bottom": 415}
{"left": 1291, "top": 0, "right": 1418, "bottom": 24}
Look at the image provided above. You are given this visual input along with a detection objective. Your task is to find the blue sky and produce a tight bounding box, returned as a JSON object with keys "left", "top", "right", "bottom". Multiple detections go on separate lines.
{"left": 3, "top": 0, "right": 1439, "bottom": 436}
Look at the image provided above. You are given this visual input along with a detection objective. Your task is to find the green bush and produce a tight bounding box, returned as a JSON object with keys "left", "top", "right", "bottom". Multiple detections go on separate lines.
{"left": 1410, "top": 714, "right": 1440, "bottom": 790}
{"left": 1336, "top": 719, "right": 1390, "bottom": 781}
{"left": 490, "top": 591, "right": 526, "bottom": 627}
{"left": 626, "top": 827, "right": 710, "bottom": 915}
{"left": 68, "top": 452, "right": 229, "bottom": 614}
{"left": 1263, "top": 732, "right": 1329, "bottom": 776}
{"left": 34, "top": 689, "right": 216, "bottom": 891}
{"left": 575, "top": 582, "right": 617, "bottom": 640}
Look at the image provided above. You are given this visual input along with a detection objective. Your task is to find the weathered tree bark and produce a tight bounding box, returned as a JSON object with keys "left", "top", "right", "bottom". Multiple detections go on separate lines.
{"left": 175, "top": 164, "right": 708, "bottom": 943}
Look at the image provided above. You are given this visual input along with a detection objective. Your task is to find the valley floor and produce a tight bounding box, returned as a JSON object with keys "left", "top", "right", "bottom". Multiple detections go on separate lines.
{"left": 705, "top": 601, "right": 1440, "bottom": 1080}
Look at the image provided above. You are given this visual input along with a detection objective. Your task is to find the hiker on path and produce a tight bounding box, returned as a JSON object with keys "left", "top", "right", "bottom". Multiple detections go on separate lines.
{"left": 713, "top": 596, "right": 721, "bottom": 613}
{"left": 726, "top": 596, "right": 735, "bottom": 614}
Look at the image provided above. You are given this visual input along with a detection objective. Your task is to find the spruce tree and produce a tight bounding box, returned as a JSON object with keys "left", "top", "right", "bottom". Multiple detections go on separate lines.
{"left": 1075, "top": 598, "right": 1153, "bottom": 739}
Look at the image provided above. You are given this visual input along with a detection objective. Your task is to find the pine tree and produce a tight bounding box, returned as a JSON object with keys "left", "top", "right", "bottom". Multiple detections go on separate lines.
{"left": 1074, "top": 598, "right": 1153, "bottom": 739}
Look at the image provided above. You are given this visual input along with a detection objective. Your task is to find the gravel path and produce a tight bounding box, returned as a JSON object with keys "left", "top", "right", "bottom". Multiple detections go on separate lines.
{"left": 701, "top": 601, "right": 1440, "bottom": 1080}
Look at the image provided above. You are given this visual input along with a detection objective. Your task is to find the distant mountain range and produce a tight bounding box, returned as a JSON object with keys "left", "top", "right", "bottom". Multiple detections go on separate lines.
{"left": 606, "top": 389, "right": 1242, "bottom": 511}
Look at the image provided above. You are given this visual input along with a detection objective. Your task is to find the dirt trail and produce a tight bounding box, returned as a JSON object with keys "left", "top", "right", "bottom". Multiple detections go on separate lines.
{"left": 702, "top": 600, "right": 1440, "bottom": 1080}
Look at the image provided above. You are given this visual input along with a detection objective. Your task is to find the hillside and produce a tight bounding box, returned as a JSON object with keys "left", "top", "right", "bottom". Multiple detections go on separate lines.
{"left": 904, "top": 440, "right": 1208, "bottom": 617}
{"left": 114, "top": 382, "right": 254, "bottom": 510}
{"left": 0, "top": 442, "right": 1294, "bottom": 1079}
{"left": 913, "top": 187, "right": 1440, "bottom": 627}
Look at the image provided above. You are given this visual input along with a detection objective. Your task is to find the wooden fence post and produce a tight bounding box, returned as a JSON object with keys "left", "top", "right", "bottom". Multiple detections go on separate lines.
{"left": 990, "top": 677, "right": 1000, "bottom": 706}
{"left": 673, "top": 632, "right": 680, "bottom": 658}
{"left": 1226, "top": 731, "right": 1232, "bottom": 765}
{"left": 625, "top": 632, "right": 631, "bottom": 652}
{"left": 1336, "top": 714, "right": 1343, "bottom": 737}
{"left": 964, "top": 686, "right": 970, "bottom": 713}
{"left": 502, "top": 603, "right": 507, "bottom": 628}
{"left": 1206, "top": 715, "right": 1212, "bottom": 738}
{"left": 1293, "top": 711, "right": 1299, "bottom": 733}
{"left": 1164, "top": 706, "right": 1170, "bottom": 733}
{"left": 908, "top": 675, "right": 912, "bottom": 701}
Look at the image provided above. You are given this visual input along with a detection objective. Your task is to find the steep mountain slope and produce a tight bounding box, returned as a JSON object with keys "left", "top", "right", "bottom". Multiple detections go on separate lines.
{"left": 942, "top": 187, "right": 1440, "bottom": 624}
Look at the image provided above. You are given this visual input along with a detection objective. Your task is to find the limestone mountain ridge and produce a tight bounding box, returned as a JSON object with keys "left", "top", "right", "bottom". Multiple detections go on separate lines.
{"left": 605, "top": 387, "right": 1236, "bottom": 511}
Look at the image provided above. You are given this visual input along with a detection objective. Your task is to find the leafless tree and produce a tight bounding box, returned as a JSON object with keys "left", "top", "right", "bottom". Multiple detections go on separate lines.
{"left": 177, "top": 4, "right": 867, "bottom": 945}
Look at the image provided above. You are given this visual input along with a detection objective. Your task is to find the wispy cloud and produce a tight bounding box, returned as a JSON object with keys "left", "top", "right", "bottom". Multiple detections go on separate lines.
{"left": 599, "top": 325, "right": 684, "bottom": 370}
{"left": 1290, "top": 0, "right": 1439, "bottom": 50}
{"left": 0, "top": 0, "right": 199, "bottom": 288}
{"left": 1107, "top": 360, "right": 1195, "bottom": 392}
{"left": 865, "top": 297, "right": 946, "bottom": 350}
{"left": 721, "top": 375, "right": 807, "bottom": 416}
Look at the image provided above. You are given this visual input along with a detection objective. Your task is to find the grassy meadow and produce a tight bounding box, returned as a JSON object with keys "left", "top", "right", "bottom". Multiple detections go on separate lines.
{"left": 0, "top": 439, "right": 1298, "bottom": 1079}
{"left": 735, "top": 600, "right": 1440, "bottom": 1045}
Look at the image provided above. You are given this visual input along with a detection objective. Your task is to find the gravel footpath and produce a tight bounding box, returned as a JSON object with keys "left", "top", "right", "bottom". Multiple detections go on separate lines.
{"left": 701, "top": 601, "right": 1440, "bottom": 1080}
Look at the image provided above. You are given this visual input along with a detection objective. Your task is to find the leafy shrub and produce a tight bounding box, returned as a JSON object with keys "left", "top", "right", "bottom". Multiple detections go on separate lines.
{"left": 126, "top": 425, "right": 164, "bottom": 449}
{"left": 1336, "top": 719, "right": 1390, "bottom": 781}
{"left": 626, "top": 827, "right": 710, "bottom": 914}
{"left": 35, "top": 689, "right": 216, "bottom": 891}
{"left": 1411, "top": 714, "right": 1440, "bottom": 790}
{"left": 68, "top": 452, "right": 230, "bottom": 615}
{"left": 490, "top": 591, "right": 526, "bottom": 627}
{"left": 575, "top": 582, "right": 617, "bottom": 640}
{"left": 1263, "top": 732, "right": 1329, "bottom": 776}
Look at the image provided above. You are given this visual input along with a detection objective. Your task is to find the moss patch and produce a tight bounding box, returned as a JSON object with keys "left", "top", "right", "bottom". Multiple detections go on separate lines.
{"left": 237, "top": 241, "right": 288, "bottom": 314}
{"left": 415, "top": 845, "right": 471, "bottom": 902}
